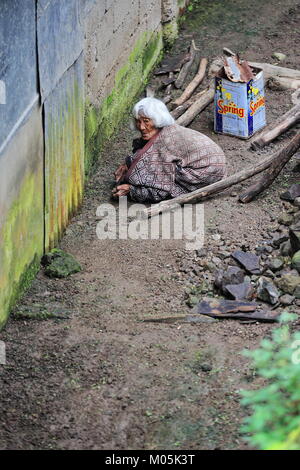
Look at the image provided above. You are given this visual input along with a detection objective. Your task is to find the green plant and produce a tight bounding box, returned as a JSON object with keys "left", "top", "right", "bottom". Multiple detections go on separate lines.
{"left": 240, "top": 312, "right": 300, "bottom": 450}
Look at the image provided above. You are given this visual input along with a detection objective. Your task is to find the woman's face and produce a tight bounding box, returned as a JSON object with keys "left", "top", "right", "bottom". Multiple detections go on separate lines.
{"left": 135, "top": 115, "right": 159, "bottom": 140}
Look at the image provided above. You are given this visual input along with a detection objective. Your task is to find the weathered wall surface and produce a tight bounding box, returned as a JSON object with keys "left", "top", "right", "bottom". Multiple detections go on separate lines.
{"left": 0, "top": 105, "right": 44, "bottom": 329}
{"left": 84, "top": 0, "right": 163, "bottom": 173}
{"left": 162, "top": 0, "right": 189, "bottom": 47}
{"left": 0, "top": 0, "right": 187, "bottom": 328}
{"left": 0, "top": 1, "right": 44, "bottom": 329}
{"left": 36, "top": 0, "right": 85, "bottom": 250}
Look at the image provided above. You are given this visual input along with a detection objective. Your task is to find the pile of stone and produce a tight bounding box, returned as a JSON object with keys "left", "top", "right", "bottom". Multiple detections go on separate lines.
{"left": 185, "top": 184, "right": 300, "bottom": 315}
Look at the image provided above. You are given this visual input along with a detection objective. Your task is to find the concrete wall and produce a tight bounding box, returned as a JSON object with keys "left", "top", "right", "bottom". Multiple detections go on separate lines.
{"left": 0, "top": 0, "right": 188, "bottom": 328}
{"left": 0, "top": 105, "right": 44, "bottom": 329}
{"left": 84, "top": 0, "right": 164, "bottom": 172}
{"left": 0, "top": 1, "right": 44, "bottom": 329}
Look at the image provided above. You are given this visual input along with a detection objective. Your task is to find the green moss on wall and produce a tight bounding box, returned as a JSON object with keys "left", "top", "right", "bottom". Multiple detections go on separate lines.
{"left": 0, "top": 171, "right": 43, "bottom": 329}
{"left": 162, "top": 20, "right": 179, "bottom": 49}
{"left": 85, "top": 29, "right": 163, "bottom": 176}
{"left": 44, "top": 78, "right": 85, "bottom": 251}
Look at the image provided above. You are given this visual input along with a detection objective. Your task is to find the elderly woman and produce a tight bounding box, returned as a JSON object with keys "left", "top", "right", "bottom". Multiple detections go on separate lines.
{"left": 112, "top": 97, "right": 226, "bottom": 202}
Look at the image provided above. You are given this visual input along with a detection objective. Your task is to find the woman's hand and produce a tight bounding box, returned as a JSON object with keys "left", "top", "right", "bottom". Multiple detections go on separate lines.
{"left": 112, "top": 184, "right": 131, "bottom": 198}
{"left": 114, "top": 164, "right": 128, "bottom": 183}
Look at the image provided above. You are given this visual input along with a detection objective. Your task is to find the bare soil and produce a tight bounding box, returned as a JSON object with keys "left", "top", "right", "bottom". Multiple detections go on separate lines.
{"left": 1, "top": 0, "right": 300, "bottom": 450}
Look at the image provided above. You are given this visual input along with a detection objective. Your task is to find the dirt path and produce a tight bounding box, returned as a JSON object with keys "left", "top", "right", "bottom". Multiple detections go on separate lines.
{"left": 1, "top": 0, "right": 300, "bottom": 450}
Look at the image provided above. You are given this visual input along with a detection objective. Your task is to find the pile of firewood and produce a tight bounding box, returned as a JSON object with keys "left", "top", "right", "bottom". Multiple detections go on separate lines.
{"left": 143, "top": 45, "right": 300, "bottom": 218}
{"left": 151, "top": 40, "right": 214, "bottom": 127}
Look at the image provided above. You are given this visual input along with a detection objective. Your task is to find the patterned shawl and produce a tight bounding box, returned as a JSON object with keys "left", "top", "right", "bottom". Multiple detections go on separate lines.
{"left": 123, "top": 123, "right": 227, "bottom": 201}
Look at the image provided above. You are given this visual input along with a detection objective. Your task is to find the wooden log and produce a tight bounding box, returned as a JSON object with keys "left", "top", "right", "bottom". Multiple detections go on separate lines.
{"left": 171, "top": 88, "right": 207, "bottom": 119}
{"left": 209, "top": 58, "right": 300, "bottom": 81}
{"left": 239, "top": 132, "right": 300, "bottom": 203}
{"left": 251, "top": 103, "right": 300, "bottom": 149}
{"left": 292, "top": 89, "right": 300, "bottom": 105}
{"left": 174, "top": 40, "right": 198, "bottom": 89}
{"left": 162, "top": 95, "right": 172, "bottom": 105}
{"left": 162, "top": 72, "right": 174, "bottom": 105}
{"left": 172, "top": 58, "right": 208, "bottom": 106}
{"left": 154, "top": 52, "right": 192, "bottom": 75}
{"left": 248, "top": 62, "right": 300, "bottom": 80}
{"left": 208, "top": 58, "right": 223, "bottom": 77}
{"left": 146, "top": 86, "right": 155, "bottom": 98}
{"left": 142, "top": 146, "right": 288, "bottom": 218}
{"left": 268, "top": 76, "right": 300, "bottom": 91}
{"left": 176, "top": 82, "right": 214, "bottom": 127}
{"left": 223, "top": 47, "right": 236, "bottom": 57}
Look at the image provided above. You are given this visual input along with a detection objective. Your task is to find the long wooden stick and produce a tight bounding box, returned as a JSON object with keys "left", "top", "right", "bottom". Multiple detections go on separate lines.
{"left": 171, "top": 88, "right": 207, "bottom": 120}
{"left": 209, "top": 58, "right": 300, "bottom": 81}
{"left": 162, "top": 72, "right": 174, "bottom": 104}
{"left": 172, "top": 58, "right": 208, "bottom": 106}
{"left": 142, "top": 146, "right": 289, "bottom": 218}
{"left": 292, "top": 89, "right": 300, "bottom": 105}
{"left": 176, "top": 82, "right": 214, "bottom": 127}
{"left": 268, "top": 76, "right": 300, "bottom": 91}
{"left": 174, "top": 40, "right": 197, "bottom": 89}
{"left": 248, "top": 62, "right": 300, "bottom": 80}
{"left": 251, "top": 103, "right": 300, "bottom": 149}
{"left": 239, "top": 133, "right": 300, "bottom": 203}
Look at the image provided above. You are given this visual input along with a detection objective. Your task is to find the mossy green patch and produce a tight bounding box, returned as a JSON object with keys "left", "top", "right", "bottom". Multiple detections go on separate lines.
{"left": 45, "top": 77, "right": 85, "bottom": 250}
{"left": 84, "top": 29, "right": 163, "bottom": 175}
{"left": 42, "top": 248, "right": 82, "bottom": 278}
{"left": 163, "top": 20, "right": 179, "bottom": 49}
{"left": 14, "top": 302, "right": 71, "bottom": 321}
{"left": 0, "top": 171, "right": 44, "bottom": 330}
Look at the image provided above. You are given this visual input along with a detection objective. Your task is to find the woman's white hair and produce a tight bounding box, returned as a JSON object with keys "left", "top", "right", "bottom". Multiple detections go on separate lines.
{"left": 132, "top": 97, "right": 175, "bottom": 128}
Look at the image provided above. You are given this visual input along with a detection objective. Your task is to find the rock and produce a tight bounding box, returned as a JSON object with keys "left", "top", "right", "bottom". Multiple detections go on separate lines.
{"left": 256, "top": 245, "right": 273, "bottom": 255}
{"left": 214, "top": 266, "right": 245, "bottom": 291}
{"left": 42, "top": 249, "right": 82, "bottom": 278}
{"left": 277, "top": 212, "right": 294, "bottom": 226}
{"left": 279, "top": 294, "right": 295, "bottom": 306}
{"left": 294, "top": 197, "right": 300, "bottom": 208}
{"left": 196, "top": 247, "right": 208, "bottom": 258}
{"left": 267, "top": 258, "right": 284, "bottom": 272}
{"left": 291, "top": 250, "right": 300, "bottom": 273}
{"left": 292, "top": 211, "right": 300, "bottom": 225}
{"left": 280, "top": 240, "right": 292, "bottom": 257}
{"left": 231, "top": 250, "right": 261, "bottom": 275}
{"left": 289, "top": 228, "right": 300, "bottom": 255}
{"left": 272, "top": 232, "right": 289, "bottom": 248}
{"left": 276, "top": 274, "right": 300, "bottom": 295}
{"left": 186, "top": 295, "right": 199, "bottom": 308}
{"left": 272, "top": 52, "right": 286, "bottom": 61}
{"left": 264, "top": 269, "right": 275, "bottom": 279}
{"left": 294, "top": 286, "right": 300, "bottom": 299}
{"left": 280, "top": 184, "right": 300, "bottom": 202}
{"left": 203, "top": 261, "right": 217, "bottom": 273}
{"left": 211, "top": 256, "right": 222, "bottom": 266}
{"left": 211, "top": 233, "right": 221, "bottom": 241}
{"left": 223, "top": 280, "right": 254, "bottom": 300}
{"left": 218, "top": 250, "right": 232, "bottom": 259}
{"left": 192, "top": 265, "right": 204, "bottom": 276}
{"left": 257, "top": 277, "right": 280, "bottom": 305}
{"left": 200, "top": 363, "right": 213, "bottom": 372}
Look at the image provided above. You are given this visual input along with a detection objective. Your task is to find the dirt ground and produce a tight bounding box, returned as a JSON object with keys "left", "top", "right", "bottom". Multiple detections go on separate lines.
{"left": 1, "top": 0, "right": 300, "bottom": 450}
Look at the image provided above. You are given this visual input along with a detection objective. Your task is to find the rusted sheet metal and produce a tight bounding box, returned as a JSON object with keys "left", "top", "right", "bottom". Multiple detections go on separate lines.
{"left": 0, "top": 0, "right": 38, "bottom": 153}
{"left": 44, "top": 54, "right": 84, "bottom": 250}
{"left": 37, "top": 0, "right": 83, "bottom": 101}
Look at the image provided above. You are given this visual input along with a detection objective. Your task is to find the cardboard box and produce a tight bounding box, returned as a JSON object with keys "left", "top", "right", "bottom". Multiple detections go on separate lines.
{"left": 214, "top": 67, "right": 266, "bottom": 139}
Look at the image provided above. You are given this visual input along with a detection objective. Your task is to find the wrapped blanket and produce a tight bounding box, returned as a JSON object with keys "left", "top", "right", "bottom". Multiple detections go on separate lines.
{"left": 123, "top": 123, "right": 227, "bottom": 203}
